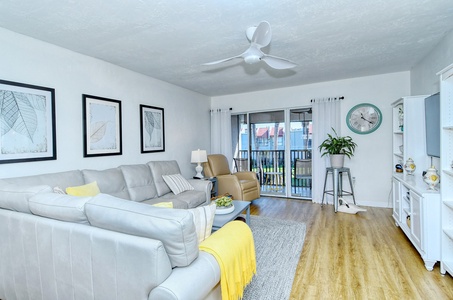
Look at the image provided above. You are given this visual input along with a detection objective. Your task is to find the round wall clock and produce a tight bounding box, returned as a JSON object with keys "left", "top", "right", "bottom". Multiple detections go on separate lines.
{"left": 346, "top": 103, "right": 382, "bottom": 134}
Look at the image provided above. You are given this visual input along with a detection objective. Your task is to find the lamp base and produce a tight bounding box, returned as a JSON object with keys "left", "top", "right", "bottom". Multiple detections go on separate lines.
{"left": 194, "top": 164, "right": 204, "bottom": 179}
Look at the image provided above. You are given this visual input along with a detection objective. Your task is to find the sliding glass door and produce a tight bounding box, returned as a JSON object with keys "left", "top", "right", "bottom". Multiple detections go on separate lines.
{"left": 289, "top": 108, "right": 312, "bottom": 199}
{"left": 232, "top": 108, "right": 312, "bottom": 199}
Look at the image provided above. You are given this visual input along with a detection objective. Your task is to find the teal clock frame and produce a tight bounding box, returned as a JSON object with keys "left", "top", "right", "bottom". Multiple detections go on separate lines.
{"left": 346, "top": 103, "right": 382, "bottom": 134}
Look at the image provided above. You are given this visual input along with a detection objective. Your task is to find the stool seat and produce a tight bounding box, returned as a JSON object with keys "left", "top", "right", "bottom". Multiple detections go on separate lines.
{"left": 322, "top": 167, "right": 356, "bottom": 212}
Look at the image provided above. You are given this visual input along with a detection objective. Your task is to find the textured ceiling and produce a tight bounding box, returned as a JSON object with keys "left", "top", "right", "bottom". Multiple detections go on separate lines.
{"left": 1, "top": 0, "right": 453, "bottom": 96}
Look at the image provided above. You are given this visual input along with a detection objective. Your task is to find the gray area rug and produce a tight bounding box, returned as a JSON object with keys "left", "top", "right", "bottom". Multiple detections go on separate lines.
{"left": 242, "top": 215, "right": 306, "bottom": 300}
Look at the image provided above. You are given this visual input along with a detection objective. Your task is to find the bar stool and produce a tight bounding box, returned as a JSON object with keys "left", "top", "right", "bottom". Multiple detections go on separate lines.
{"left": 321, "top": 167, "right": 356, "bottom": 212}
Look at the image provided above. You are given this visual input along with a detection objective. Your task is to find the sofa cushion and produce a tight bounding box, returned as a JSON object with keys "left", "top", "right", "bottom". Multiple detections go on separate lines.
{"left": 188, "top": 203, "right": 217, "bottom": 243}
{"left": 2, "top": 170, "right": 85, "bottom": 190}
{"left": 162, "top": 174, "right": 194, "bottom": 195}
{"left": 120, "top": 164, "right": 158, "bottom": 201}
{"left": 147, "top": 160, "right": 181, "bottom": 197}
{"left": 0, "top": 181, "right": 52, "bottom": 213}
{"left": 29, "top": 193, "right": 91, "bottom": 224}
{"left": 82, "top": 168, "right": 130, "bottom": 200}
{"left": 66, "top": 181, "right": 100, "bottom": 197}
{"left": 159, "top": 190, "right": 207, "bottom": 208}
{"left": 85, "top": 194, "right": 199, "bottom": 268}
{"left": 142, "top": 198, "right": 190, "bottom": 209}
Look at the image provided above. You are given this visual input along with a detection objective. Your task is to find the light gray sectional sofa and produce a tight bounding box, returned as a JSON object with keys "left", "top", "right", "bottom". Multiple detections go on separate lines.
{"left": 0, "top": 161, "right": 222, "bottom": 300}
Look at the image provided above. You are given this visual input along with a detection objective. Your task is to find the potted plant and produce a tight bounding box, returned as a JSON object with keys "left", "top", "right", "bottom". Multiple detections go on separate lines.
{"left": 318, "top": 128, "right": 357, "bottom": 168}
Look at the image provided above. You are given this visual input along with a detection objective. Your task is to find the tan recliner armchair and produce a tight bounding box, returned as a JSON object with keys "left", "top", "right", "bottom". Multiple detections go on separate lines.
{"left": 203, "top": 154, "right": 260, "bottom": 201}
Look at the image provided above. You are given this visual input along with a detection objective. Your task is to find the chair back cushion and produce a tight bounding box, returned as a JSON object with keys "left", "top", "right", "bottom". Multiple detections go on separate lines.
{"left": 205, "top": 154, "right": 231, "bottom": 177}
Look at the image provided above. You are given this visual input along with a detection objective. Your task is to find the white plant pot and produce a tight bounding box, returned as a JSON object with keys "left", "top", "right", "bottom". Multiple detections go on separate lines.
{"left": 330, "top": 154, "right": 345, "bottom": 168}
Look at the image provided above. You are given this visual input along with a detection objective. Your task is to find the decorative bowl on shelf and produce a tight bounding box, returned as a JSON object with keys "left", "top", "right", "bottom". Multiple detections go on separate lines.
{"left": 423, "top": 166, "right": 440, "bottom": 190}
{"left": 404, "top": 158, "right": 416, "bottom": 175}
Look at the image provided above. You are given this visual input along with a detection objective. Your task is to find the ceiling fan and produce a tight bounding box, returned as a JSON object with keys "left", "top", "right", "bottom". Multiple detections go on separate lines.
{"left": 202, "top": 21, "right": 297, "bottom": 70}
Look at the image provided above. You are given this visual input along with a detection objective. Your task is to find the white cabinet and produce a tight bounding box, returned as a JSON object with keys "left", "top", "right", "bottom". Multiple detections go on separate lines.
{"left": 391, "top": 96, "right": 429, "bottom": 172}
{"left": 438, "top": 63, "right": 453, "bottom": 276}
{"left": 392, "top": 174, "right": 441, "bottom": 271}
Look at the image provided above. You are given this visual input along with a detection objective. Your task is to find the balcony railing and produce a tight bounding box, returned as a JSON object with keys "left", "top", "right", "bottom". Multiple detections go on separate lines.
{"left": 236, "top": 150, "right": 312, "bottom": 192}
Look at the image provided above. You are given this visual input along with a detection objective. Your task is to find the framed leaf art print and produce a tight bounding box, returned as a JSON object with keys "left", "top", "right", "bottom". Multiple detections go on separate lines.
{"left": 0, "top": 79, "right": 56, "bottom": 164}
{"left": 140, "top": 104, "right": 165, "bottom": 153}
{"left": 83, "top": 94, "right": 122, "bottom": 157}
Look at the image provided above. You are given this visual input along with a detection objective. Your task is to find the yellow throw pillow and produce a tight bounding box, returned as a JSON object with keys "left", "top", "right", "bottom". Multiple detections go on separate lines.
{"left": 66, "top": 181, "right": 100, "bottom": 197}
{"left": 152, "top": 202, "right": 174, "bottom": 208}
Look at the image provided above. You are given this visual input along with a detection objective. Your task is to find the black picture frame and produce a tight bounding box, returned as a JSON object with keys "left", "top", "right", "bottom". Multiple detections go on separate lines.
{"left": 0, "top": 79, "right": 56, "bottom": 164}
{"left": 83, "top": 94, "right": 122, "bottom": 157}
{"left": 140, "top": 104, "right": 165, "bottom": 153}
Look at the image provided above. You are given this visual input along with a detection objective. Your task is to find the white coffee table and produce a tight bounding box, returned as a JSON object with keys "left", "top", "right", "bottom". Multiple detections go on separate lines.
{"left": 212, "top": 200, "right": 251, "bottom": 231}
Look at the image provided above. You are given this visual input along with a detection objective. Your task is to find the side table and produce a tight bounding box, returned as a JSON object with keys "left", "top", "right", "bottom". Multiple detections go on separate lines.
{"left": 200, "top": 177, "right": 217, "bottom": 198}
{"left": 212, "top": 200, "right": 251, "bottom": 231}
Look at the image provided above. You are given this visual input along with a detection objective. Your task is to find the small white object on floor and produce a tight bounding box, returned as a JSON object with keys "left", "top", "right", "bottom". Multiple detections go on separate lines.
{"left": 338, "top": 198, "right": 367, "bottom": 214}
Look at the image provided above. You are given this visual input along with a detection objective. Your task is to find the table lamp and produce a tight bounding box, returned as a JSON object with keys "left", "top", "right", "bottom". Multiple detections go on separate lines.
{"left": 191, "top": 149, "right": 208, "bottom": 179}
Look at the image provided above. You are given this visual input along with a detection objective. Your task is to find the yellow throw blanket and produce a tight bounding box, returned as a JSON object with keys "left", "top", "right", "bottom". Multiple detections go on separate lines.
{"left": 200, "top": 221, "right": 256, "bottom": 300}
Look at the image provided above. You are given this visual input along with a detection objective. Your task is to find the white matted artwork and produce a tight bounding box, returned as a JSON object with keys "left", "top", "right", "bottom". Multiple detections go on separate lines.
{"left": 140, "top": 104, "right": 165, "bottom": 153}
{"left": 0, "top": 79, "right": 56, "bottom": 164}
{"left": 83, "top": 94, "right": 122, "bottom": 157}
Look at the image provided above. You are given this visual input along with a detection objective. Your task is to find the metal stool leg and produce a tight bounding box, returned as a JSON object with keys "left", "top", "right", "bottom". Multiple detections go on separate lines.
{"left": 346, "top": 170, "right": 356, "bottom": 204}
{"left": 333, "top": 168, "right": 339, "bottom": 212}
{"left": 321, "top": 169, "right": 329, "bottom": 206}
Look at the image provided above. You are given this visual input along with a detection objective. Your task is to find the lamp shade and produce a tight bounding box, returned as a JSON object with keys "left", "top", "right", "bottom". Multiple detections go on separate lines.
{"left": 191, "top": 149, "right": 207, "bottom": 163}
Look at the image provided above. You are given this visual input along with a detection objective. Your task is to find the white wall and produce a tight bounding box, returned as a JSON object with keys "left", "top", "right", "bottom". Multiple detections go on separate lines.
{"left": 0, "top": 28, "right": 211, "bottom": 178}
{"left": 411, "top": 29, "right": 453, "bottom": 95}
{"left": 410, "top": 29, "right": 453, "bottom": 170}
{"left": 212, "top": 72, "right": 410, "bottom": 207}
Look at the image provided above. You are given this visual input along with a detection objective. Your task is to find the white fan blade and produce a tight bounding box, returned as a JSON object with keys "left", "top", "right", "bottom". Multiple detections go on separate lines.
{"left": 202, "top": 55, "right": 242, "bottom": 66}
{"left": 252, "top": 21, "right": 272, "bottom": 48}
{"left": 262, "top": 55, "right": 297, "bottom": 69}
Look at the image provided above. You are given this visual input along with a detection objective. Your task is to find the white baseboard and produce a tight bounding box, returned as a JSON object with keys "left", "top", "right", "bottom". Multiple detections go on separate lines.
{"left": 357, "top": 200, "right": 392, "bottom": 208}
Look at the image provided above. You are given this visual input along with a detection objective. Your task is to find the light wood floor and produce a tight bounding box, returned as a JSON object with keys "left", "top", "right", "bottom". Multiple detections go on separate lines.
{"left": 250, "top": 197, "right": 453, "bottom": 300}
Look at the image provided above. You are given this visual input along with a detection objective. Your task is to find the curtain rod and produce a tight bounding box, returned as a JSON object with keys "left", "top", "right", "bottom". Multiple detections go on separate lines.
{"left": 210, "top": 108, "right": 232, "bottom": 112}
{"left": 310, "top": 96, "right": 344, "bottom": 103}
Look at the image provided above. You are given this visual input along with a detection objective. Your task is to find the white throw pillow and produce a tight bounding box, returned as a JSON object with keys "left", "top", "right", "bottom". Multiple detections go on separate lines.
{"left": 162, "top": 174, "right": 194, "bottom": 195}
{"left": 188, "top": 203, "right": 217, "bottom": 243}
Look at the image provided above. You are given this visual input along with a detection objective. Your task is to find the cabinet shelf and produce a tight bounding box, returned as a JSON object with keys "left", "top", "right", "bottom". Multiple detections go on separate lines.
{"left": 443, "top": 126, "right": 453, "bottom": 131}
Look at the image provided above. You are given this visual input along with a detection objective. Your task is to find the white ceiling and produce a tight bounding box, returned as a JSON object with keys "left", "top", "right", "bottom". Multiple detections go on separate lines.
{"left": 1, "top": 0, "right": 453, "bottom": 97}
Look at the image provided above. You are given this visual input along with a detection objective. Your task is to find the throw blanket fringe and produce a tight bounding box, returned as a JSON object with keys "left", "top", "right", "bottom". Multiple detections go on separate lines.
{"left": 200, "top": 221, "right": 256, "bottom": 300}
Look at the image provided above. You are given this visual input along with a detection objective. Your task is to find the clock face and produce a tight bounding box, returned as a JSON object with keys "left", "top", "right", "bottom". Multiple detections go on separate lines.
{"left": 346, "top": 103, "right": 382, "bottom": 134}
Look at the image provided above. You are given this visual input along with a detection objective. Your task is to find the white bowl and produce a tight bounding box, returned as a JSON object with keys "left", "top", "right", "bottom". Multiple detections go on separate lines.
{"left": 215, "top": 204, "right": 235, "bottom": 215}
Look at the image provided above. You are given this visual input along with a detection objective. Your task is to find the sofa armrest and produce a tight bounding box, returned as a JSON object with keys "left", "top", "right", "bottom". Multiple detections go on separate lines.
{"left": 187, "top": 179, "right": 212, "bottom": 205}
{"left": 149, "top": 252, "right": 221, "bottom": 300}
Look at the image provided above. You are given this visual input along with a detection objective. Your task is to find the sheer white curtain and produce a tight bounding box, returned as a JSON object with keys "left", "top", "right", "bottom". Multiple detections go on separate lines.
{"left": 312, "top": 98, "right": 342, "bottom": 204}
{"left": 210, "top": 109, "right": 233, "bottom": 165}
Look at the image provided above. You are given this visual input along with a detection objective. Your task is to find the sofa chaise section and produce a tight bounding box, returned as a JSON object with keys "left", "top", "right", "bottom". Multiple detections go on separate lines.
{"left": 0, "top": 185, "right": 221, "bottom": 300}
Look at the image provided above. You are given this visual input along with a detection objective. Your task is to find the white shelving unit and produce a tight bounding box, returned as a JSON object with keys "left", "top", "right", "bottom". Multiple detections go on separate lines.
{"left": 438, "top": 63, "right": 453, "bottom": 276}
{"left": 391, "top": 95, "right": 441, "bottom": 271}
{"left": 392, "top": 173, "right": 441, "bottom": 271}
{"left": 391, "top": 96, "right": 429, "bottom": 173}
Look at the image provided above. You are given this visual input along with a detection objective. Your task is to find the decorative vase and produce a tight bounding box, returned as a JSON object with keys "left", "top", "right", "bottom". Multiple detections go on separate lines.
{"left": 423, "top": 166, "right": 440, "bottom": 190}
{"left": 330, "top": 154, "right": 345, "bottom": 168}
{"left": 404, "top": 158, "right": 416, "bottom": 175}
